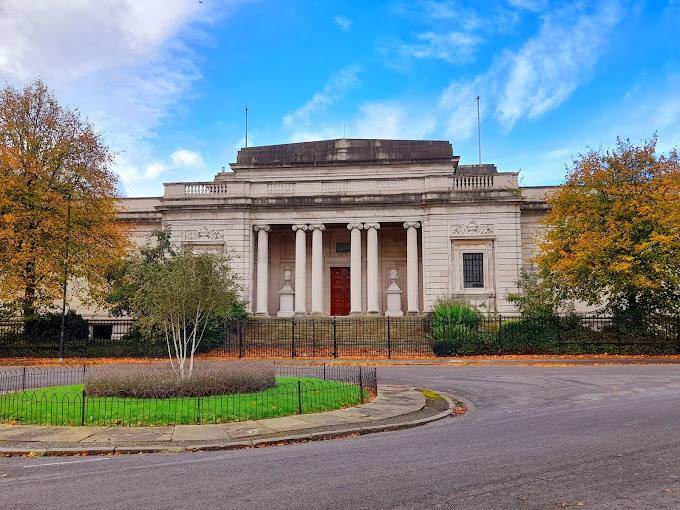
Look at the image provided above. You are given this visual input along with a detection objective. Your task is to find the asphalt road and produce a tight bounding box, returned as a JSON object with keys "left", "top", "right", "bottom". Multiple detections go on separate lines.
{"left": 2, "top": 364, "right": 680, "bottom": 509}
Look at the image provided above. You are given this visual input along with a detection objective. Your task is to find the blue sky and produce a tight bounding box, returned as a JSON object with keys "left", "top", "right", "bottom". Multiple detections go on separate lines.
{"left": 1, "top": 0, "right": 679, "bottom": 196}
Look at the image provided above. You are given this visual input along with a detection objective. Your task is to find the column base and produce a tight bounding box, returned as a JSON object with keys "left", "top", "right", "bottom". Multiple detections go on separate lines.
{"left": 254, "top": 312, "right": 270, "bottom": 317}
{"left": 349, "top": 310, "right": 364, "bottom": 316}
{"left": 294, "top": 312, "right": 308, "bottom": 317}
{"left": 385, "top": 310, "right": 404, "bottom": 317}
{"left": 366, "top": 310, "right": 381, "bottom": 316}
{"left": 277, "top": 311, "right": 294, "bottom": 318}
{"left": 406, "top": 310, "right": 421, "bottom": 316}
{"left": 310, "top": 311, "right": 325, "bottom": 316}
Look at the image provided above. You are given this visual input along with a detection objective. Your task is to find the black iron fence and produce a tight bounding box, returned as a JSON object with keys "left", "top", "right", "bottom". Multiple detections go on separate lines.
{"left": 1, "top": 314, "right": 679, "bottom": 358}
{"left": 0, "top": 364, "right": 377, "bottom": 426}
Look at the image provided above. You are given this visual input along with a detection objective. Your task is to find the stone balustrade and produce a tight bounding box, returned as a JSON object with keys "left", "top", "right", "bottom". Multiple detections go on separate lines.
{"left": 165, "top": 173, "right": 517, "bottom": 199}
{"left": 184, "top": 183, "right": 229, "bottom": 195}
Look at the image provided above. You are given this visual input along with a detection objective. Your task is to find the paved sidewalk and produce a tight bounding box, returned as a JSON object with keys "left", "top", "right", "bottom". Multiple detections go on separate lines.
{"left": 0, "top": 385, "right": 456, "bottom": 456}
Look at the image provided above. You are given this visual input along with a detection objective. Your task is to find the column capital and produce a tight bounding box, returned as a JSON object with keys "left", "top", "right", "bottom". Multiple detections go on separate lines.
{"left": 254, "top": 224, "right": 271, "bottom": 232}
{"left": 403, "top": 221, "right": 421, "bottom": 229}
{"left": 308, "top": 223, "right": 326, "bottom": 231}
{"left": 292, "top": 224, "right": 308, "bottom": 232}
{"left": 364, "top": 222, "right": 381, "bottom": 230}
{"left": 347, "top": 223, "right": 364, "bottom": 230}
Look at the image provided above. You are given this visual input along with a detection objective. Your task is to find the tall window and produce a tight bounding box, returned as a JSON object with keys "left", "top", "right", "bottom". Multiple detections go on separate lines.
{"left": 463, "top": 253, "right": 484, "bottom": 288}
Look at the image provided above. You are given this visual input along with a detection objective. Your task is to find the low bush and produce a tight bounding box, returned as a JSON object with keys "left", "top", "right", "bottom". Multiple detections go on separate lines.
{"left": 430, "top": 299, "right": 487, "bottom": 356}
{"left": 497, "top": 317, "right": 560, "bottom": 354}
{"left": 24, "top": 310, "right": 89, "bottom": 343}
{"left": 85, "top": 361, "right": 276, "bottom": 398}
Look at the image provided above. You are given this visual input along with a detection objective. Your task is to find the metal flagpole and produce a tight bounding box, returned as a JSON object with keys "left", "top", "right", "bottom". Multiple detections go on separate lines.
{"left": 477, "top": 96, "right": 481, "bottom": 165}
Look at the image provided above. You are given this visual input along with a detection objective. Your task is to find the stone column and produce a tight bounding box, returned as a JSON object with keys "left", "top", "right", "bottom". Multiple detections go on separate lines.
{"left": 404, "top": 221, "right": 421, "bottom": 314}
{"left": 292, "top": 224, "right": 308, "bottom": 315}
{"left": 347, "top": 223, "right": 363, "bottom": 314}
{"left": 365, "top": 222, "right": 380, "bottom": 314}
{"left": 253, "top": 224, "right": 270, "bottom": 316}
{"left": 309, "top": 224, "right": 325, "bottom": 315}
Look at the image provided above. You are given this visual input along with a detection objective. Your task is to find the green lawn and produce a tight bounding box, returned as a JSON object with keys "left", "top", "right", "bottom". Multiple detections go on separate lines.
{"left": 0, "top": 377, "right": 368, "bottom": 426}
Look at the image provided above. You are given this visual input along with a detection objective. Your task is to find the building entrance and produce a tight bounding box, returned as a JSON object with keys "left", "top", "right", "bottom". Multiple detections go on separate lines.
{"left": 330, "top": 267, "right": 351, "bottom": 316}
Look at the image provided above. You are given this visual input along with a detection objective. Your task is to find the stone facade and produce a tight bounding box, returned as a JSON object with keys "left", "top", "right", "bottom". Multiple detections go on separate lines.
{"left": 117, "top": 138, "right": 552, "bottom": 316}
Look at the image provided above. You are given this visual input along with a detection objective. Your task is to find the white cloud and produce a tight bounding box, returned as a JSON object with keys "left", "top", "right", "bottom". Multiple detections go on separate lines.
{"left": 353, "top": 102, "right": 436, "bottom": 140}
{"left": 116, "top": 148, "right": 207, "bottom": 195}
{"left": 285, "top": 101, "right": 436, "bottom": 144}
{"left": 282, "top": 66, "right": 361, "bottom": 129}
{"left": 439, "top": 78, "right": 490, "bottom": 141}
{"left": 496, "top": 2, "right": 622, "bottom": 128}
{"left": 170, "top": 149, "right": 206, "bottom": 168}
{"left": 0, "top": 0, "right": 251, "bottom": 196}
{"left": 656, "top": 97, "right": 680, "bottom": 130}
{"left": 288, "top": 128, "right": 346, "bottom": 143}
{"left": 400, "top": 31, "right": 479, "bottom": 64}
{"left": 334, "top": 15, "right": 352, "bottom": 31}
{"left": 0, "top": 1, "right": 207, "bottom": 84}
{"left": 439, "top": 1, "right": 623, "bottom": 139}
{"left": 508, "top": 0, "right": 548, "bottom": 12}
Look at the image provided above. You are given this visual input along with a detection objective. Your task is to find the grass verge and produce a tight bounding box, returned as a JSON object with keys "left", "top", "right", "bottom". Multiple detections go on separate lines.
{"left": 0, "top": 377, "right": 369, "bottom": 426}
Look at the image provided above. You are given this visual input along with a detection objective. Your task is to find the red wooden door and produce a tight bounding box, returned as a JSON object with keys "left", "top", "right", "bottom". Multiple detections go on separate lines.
{"left": 330, "top": 267, "right": 351, "bottom": 316}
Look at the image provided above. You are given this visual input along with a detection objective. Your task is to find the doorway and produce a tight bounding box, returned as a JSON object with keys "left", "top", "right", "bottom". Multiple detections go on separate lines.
{"left": 330, "top": 267, "right": 351, "bottom": 316}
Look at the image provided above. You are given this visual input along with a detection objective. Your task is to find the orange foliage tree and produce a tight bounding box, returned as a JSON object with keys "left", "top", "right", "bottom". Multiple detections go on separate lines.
{"left": 535, "top": 137, "right": 680, "bottom": 317}
{"left": 0, "top": 79, "right": 130, "bottom": 317}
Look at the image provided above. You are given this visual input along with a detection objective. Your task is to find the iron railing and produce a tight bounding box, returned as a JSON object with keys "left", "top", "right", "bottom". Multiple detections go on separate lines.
{"left": 0, "top": 364, "right": 377, "bottom": 426}
{"left": 1, "top": 314, "right": 679, "bottom": 358}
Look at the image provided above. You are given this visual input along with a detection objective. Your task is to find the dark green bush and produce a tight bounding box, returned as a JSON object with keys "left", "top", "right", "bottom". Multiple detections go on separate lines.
{"left": 23, "top": 310, "right": 89, "bottom": 344}
{"left": 430, "top": 301, "right": 486, "bottom": 356}
{"left": 497, "top": 317, "right": 560, "bottom": 354}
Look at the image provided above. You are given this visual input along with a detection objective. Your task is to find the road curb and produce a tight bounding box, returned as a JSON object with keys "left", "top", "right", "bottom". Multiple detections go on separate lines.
{"left": 0, "top": 389, "right": 459, "bottom": 457}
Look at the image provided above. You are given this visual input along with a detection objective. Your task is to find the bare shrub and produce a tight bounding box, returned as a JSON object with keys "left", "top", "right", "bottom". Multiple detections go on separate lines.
{"left": 85, "top": 361, "right": 276, "bottom": 398}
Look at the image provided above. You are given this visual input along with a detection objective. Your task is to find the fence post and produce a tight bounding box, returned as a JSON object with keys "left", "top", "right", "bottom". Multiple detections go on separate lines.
{"left": 196, "top": 397, "right": 201, "bottom": 424}
{"left": 292, "top": 318, "right": 296, "bottom": 358}
{"left": 498, "top": 314, "right": 503, "bottom": 354}
{"left": 297, "top": 380, "right": 302, "bottom": 414}
{"left": 83, "top": 364, "right": 86, "bottom": 383}
{"left": 81, "top": 389, "right": 86, "bottom": 426}
{"left": 387, "top": 316, "right": 391, "bottom": 359}
{"left": 557, "top": 316, "right": 563, "bottom": 354}
{"left": 238, "top": 321, "right": 243, "bottom": 358}
{"left": 323, "top": 361, "right": 326, "bottom": 380}
{"left": 333, "top": 317, "right": 337, "bottom": 358}
{"left": 22, "top": 367, "right": 26, "bottom": 392}
{"left": 359, "top": 366, "right": 364, "bottom": 404}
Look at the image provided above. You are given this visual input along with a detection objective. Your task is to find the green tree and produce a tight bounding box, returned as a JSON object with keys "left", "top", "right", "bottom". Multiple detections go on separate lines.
{"left": 535, "top": 136, "right": 680, "bottom": 317}
{"left": 128, "top": 249, "right": 243, "bottom": 378}
{"left": 0, "top": 79, "right": 129, "bottom": 316}
{"left": 507, "top": 268, "right": 563, "bottom": 318}
{"left": 105, "top": 228, "right": 175, "bottom": 317}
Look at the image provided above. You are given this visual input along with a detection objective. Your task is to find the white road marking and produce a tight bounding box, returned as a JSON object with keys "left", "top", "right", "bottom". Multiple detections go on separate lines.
{"left": 23, "top": 458, "right": 110, "bottom": 468}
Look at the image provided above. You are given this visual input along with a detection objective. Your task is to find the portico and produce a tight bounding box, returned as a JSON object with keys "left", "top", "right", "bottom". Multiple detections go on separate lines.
{"left": 252, "top": 221, "right": 422, "bottom": 317}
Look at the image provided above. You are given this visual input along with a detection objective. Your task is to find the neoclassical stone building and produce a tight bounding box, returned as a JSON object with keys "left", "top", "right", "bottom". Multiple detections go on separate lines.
{"left": 119, "top": 139, "right": 550, "bottom": 317}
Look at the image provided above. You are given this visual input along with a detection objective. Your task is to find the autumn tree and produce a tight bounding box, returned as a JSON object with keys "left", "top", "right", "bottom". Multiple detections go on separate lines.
{"left": 535, "top": 136, "right": 680, "bottom": 318}
{"left": 0, "top": 79, "right": 129, "bottom": 317}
